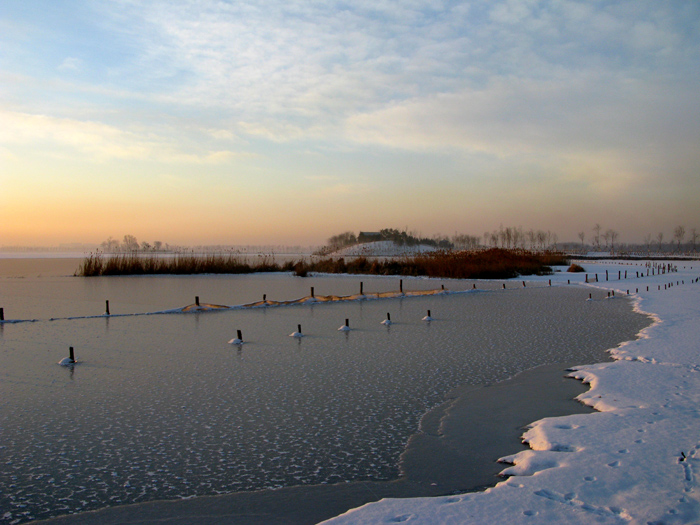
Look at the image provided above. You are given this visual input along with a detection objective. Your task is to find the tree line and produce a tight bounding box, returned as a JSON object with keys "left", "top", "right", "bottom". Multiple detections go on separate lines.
{"left": 326, "top": 224, "right": 700, "bottom": 255}
{"left": 100, "top": 235, "right": 168, "bottom": 253}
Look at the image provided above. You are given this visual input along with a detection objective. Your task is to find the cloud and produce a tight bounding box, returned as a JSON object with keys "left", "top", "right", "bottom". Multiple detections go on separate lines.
{"left": 0, "top": 109, "right": 244, "bottom": 164}
{"left": 57, "top": 57, "right": 83, "bottom": 71}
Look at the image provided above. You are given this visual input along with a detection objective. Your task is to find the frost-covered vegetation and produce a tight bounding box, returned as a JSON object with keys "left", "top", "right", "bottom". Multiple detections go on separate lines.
{"left": 77, "top": 249, "right": 566, "bottom": 279}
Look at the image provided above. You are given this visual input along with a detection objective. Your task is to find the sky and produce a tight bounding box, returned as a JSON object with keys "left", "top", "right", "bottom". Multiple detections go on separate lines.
{"left": 1, "top": 0, "right": 699, "bottom": 248}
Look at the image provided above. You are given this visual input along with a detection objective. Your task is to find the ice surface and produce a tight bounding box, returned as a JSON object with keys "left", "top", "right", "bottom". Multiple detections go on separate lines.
{"left": 0, "top": 269, "right": 648, "bottom": 524}
{"left": 323, "top": 260, "right": 700, "bottom": 524}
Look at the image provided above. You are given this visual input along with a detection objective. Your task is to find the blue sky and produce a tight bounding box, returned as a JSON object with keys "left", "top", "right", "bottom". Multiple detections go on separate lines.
{"left": 1, "top": 0, "right": 699, "bottom": 246}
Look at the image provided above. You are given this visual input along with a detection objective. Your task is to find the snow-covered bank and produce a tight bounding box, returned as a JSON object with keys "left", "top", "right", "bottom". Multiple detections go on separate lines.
{"left": 324, "top": 260, "right": 700, "bottom": 524}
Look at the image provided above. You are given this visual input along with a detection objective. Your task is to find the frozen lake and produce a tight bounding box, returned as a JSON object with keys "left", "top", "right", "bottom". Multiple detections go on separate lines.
{"left": 0, "top": 258, "right": 650, "bottom": 523}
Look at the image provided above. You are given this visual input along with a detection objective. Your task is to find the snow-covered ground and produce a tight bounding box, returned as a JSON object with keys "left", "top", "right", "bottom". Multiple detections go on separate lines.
{"left": 327, "top": 241, "right": 439, "bottom": 257}
{"left": 324, "top": 259, "right": 700, "bottom": 524}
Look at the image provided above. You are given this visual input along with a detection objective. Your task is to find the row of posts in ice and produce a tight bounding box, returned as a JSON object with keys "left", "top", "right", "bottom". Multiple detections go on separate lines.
{"left": 0, "top": 265, "right": 696, "bottom": 323}
{"left": 57, "top": 274, "right": 700, "bottom": 365}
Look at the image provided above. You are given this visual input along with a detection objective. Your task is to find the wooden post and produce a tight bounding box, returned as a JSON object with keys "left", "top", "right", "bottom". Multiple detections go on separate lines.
{"left": 427, "top": 310, "right": 431, "bottom": 317}
{"left": 503, "top": 283, "right": 506, "bottom": 289}
{"left": 585, "top": 274, "right": 588, "bottom": 283}
{"left": 345, "top": 319, "right": 349, "bottom": 328}
{"left": 195, "top": 296, "right": 200, "bottom": 306}
{"left": 0, "top": 308, "right": 3, "bottom": 321}
{"left": 400, "top": 280, "right": 403, "bottom": 293}
{"left": 441, "top": 284, "right": 445, "bottom": 290}
{"left": 473, "top": 283, "right": 476, "bottom": 289}
{"left": 311, "top": 287, "right": 314, "bottom": 298}
{"left": 360, "top": 282, "right": 364, "bottom": 295}
{"left": 387, "top": 313, "right": 391, "bottom": 321}
{"left": 606, "top": 270, "right": 608, "bottom": 281}
{"left": 237, "top": 330, "right": 243, "bottom": 341}
{"left": 105, "top": 300, "right": 110, "bottom": 315}
{"left": 522, "top": 281, "right": 526, "bottom": 287}
{"left": 568, "top": 279, "right": 570, "bottom": 284}
{"left": 548, "top": 279, "right": 551, "bottom": 286}
{"left": 69, "top": 346, "right": 75, "bottom": 363}
{"left": 297, "top": 324, "right": 302, "bottom": 334}
{"left": 263, "top": 294, "right": 266, "bottom": 302}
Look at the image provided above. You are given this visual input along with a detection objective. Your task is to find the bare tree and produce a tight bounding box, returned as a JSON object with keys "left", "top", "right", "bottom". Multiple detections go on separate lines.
{"left": 452, "top": 233, "right": 481, "bottom": 250}
{"left": 592, "top": 224, "right": 602, "bottom": 250}
{"left": 607, "top": 229, "right": 619, "bottom": 254}
{"left": 527, "top": 229, "right": 536, "bottom": 250}
{"left": 656, "top": 232, "right": 664, "bottom": 253}
{"left": 643, "top": 233, "right": 653, "bottom": 254}
{"left": 123, "top": 234, "right": 139, "bottom": 251}
{"left": 578, "top": 231, "right": 585, "bottom": 251}
{"left": 100, "top": 236, "right": 120, "bottom": 252}
{"left": 549, "top": 231, "right": 558, "bottom": 250}
{"left": 673, "top": 225, "right": 686, "bottom": 252}
{"left": 536, "top": 230, "right": 547, "bottom": 250}
{"left": 690, "top": 228, "right": 699, "bottom": 253}
{"left": 153, "top": 241, "right": 163, "bottom": 251}
{"left": 602, "top": 230, "right": 611, "bottom": 251}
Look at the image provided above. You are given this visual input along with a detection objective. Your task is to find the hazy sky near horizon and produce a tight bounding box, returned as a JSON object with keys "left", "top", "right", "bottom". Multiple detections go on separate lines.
{"left": 1, "top": 0, "right": 699, "bottom": 247}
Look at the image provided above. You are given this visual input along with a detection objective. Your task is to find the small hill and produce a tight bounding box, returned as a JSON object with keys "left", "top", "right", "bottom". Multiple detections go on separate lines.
{"left": 326, "top": 241, "right": 441, "bottom": 257}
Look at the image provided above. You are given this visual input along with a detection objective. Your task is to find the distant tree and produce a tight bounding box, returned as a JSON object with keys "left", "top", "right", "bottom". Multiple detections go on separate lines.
{"left": 643, "top": 233, "right": 653, "bottom": 254}
{"left": 607, "top": 229, "right": 619, "bottom": 254}
{"left": 673, "top": 225, "right": 686, "bottom": 252}
{"left": 452, "top": 233, "right": 481, "bottom": 250}
{"left": 100, "top": 236, "right": 120, "bottom": 252}
{"left": 657, "top": 232, "right": 664, "bottom": 253}
{"left": 592, "top": 224, "right": 602, "bottom": 250}
{"left": 526, "top": 229, "right": 536, "bottom": 250}
{"left": 123, "top": 234, "right": 139, "bottom": 251}
{"left": 141, "top": 241, "right": 152, "bottom": 251}
{"left": 690, "top": 228, "right": 699, "bottom": 253}
{"left": 547, "top": 230, "right": 559, "bottom": 250}
{"left": 578, "top": 231, "right": 585, "bottom": 251}
{"left": 536, "top": 230, "right": 547, "bottom": 250}
{"left": 153, "top": 241, "right": 163, "bottom": 251}
{"left": 328, "top": 231, "right": 357, "bottom": 249}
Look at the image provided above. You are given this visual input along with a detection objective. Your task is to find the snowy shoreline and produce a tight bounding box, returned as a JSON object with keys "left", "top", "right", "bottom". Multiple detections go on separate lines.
{"left": 324, "top": 260, "right": 700, "bottom": 524}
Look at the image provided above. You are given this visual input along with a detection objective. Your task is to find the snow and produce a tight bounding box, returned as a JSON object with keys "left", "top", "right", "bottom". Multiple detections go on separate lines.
{"left": 323, "top": 260, "right": 700, "bottom": 524}
{"left": 328, "top": 241, "right": 439, "bottom": 257}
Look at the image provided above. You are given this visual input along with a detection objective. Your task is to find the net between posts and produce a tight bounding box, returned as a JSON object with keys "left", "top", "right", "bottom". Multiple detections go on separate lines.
{"left": 178, "top": 289, "right": 446, "bottom": 312}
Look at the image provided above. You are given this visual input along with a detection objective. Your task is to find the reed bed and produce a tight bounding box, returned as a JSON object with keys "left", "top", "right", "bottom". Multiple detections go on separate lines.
{"left": 77, "top": 248, "right": 566, "bottom": 279}
{"left": 296, "top": 248, "right": 565, "bottom": 279}
{"left": 76, "top": 253, "right": 286, "bottom": 277}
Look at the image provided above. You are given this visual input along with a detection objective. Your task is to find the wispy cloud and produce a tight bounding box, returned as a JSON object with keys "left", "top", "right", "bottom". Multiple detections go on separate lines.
{"left": 0, "top": 109, "right": 244, "bottom": 164}
{"left": 57, "top": 57, "right": 83, "bottom": 71}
